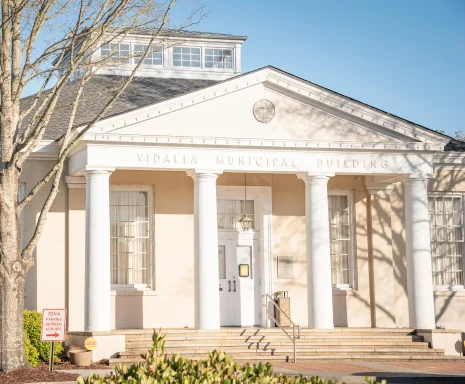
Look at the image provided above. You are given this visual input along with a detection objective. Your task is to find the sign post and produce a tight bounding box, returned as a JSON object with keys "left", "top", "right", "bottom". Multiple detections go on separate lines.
{"left": 41, "top": 309, "right": 66, "bottom": 372}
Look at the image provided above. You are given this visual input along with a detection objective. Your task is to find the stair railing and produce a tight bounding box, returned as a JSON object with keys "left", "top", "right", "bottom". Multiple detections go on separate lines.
{"left": 262, "top": 293, "right": 300, "bottom": 362}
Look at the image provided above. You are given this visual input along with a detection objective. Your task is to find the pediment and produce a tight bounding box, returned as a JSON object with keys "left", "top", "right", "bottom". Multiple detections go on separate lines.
{"left": 94, "top": 67, "right": 448, "bottom": 148}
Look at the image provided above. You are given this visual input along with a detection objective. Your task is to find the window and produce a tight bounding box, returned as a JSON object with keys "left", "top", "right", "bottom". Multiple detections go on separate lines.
{"left": 217, "top": 199, "right": 254, "bottom": 230}
{"left": 101, "top": 43, "right": 130, "bottom": 64}
{"left": 218, "top": 245, "right": 226, "bottom": 279}
{"left": 110, "top": 189, "right": 152, "bottom": 287}
{"left": 428, "top": 195, "right": 465, "bottom": 287}
{"left": 328, "top": 193, "right": 353, "bottom": 287}
{"left": 205, "top": 48, "right": 232, "bottom": 69}
{"left": 134, "top": 44, "right": 162, "bottom": 65}
{"left": 173, "top": 46, "right": 201, "bottom": 67}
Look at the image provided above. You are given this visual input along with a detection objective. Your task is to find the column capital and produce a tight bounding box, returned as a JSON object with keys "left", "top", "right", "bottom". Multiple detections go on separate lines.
{"left": 401, "top": 173, "right": 434, "bottom": 183}
{"left": 82, "top": 166, "right": 115, "bottom": 175}
{"left": 186, "top": 170, "right": 222, "bottom": 180}
{"left": 297, "top": 172, "right": 334, "bottom": 183}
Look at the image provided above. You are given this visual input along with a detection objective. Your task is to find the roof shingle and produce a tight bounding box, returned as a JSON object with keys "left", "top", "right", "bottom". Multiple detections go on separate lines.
{"left": 20, "top": 75, "right": 217, "bottom": 140}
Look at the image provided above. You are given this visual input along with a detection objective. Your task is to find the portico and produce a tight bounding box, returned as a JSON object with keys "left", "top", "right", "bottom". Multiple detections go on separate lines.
{"left": 64, "top": 131, "right": 438, "bottom": 332}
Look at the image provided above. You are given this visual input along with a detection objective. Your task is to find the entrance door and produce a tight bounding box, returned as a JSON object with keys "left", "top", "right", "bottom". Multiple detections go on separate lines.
{"left": 218, "top": 236, "right": 258, "bottom": 326}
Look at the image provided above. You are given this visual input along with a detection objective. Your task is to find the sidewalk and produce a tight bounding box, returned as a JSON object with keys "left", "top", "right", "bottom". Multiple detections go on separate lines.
{"left": 31, "top": 361, "right": 465, "bottom": 384}
{"left": 273, "top": 361, "right": 465, "bottom": 383}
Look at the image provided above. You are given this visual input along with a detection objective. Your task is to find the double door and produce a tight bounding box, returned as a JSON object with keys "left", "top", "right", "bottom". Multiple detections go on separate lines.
{"left": 218, "top": 235, "right": 258, "bottom": 326}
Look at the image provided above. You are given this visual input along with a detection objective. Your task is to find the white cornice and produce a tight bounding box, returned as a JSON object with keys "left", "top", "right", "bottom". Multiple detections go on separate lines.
{"left": 81, "top": 132, "right": 443, "bottom": 152}
{"left": 86, "top": 67, "right": 448, "bottom": 146}
{"left": 24, "top": 140, "right": 59, "bottom": 160}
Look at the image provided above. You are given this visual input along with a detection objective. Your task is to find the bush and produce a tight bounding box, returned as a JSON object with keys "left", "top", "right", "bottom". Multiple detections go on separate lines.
{"left": 23, "top": 310, "right": 64, "bottom": 363}
{"left": 24, "top": 330, "right": 39, "bottom": 367}
{"left": 78, "top": 330, "right": 387, "bottom": 384}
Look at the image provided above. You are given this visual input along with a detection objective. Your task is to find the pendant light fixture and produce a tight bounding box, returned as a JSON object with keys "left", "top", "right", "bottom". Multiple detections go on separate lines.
{"left": 239, "top": 173, "right": 253, "bottom": 231}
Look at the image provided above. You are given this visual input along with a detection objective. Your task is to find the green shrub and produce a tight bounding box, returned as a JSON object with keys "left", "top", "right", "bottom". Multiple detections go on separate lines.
{"left": 23, "top": 310, "right": 64, "bottom": 362}
{"left": 24, "top": 330, "right": 39, "bottom": 367}
{"left": 78, "top": 330, "right": 387, "bottom": 384}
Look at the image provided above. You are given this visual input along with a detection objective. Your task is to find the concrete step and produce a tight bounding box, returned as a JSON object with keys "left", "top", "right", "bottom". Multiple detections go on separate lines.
{"left": 114, "top": 328, "right": 416, "bottom": 335}
{"left": 126, "top": 339, "right": 423, "bottom": 348}
{"left": 110, "top": 354, "right": 462, "bottom": 367}
{"left": 119, "top": 347, "right": 442, "bottom": 357}
{"left": 125, "top": 341, "right": 431, "bottom": 350}
{"left": 125, "top": 334, "right": 420, "bottom": 342}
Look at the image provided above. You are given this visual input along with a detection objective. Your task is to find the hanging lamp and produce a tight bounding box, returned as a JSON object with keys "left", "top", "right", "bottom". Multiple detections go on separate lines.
{"left": 238, "top": 173, "right": 253, "bottom": 231}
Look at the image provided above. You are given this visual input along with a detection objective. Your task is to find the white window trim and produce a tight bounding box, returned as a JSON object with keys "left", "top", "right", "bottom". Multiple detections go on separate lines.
{"left": 172, "top": 45, "right": 202, "bottom": 69}
{"left": 328, "top": 190, "right": 356, "bottom": 290}
{"left": 203, "top": 47, "right": 235, "bottom": 72}
{"left": 110, "top": 184, "right": 155, "bottom": 291}
{"left": 428, "top": 192, "right": 465, "bottom": 290}
{"left": 133, "top": 43, "right": 164, "bottom": 67}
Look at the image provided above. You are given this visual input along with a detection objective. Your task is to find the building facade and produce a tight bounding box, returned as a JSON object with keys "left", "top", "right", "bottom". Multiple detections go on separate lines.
{"left": 22, "top": 31, "right": 465, "bottom": 354}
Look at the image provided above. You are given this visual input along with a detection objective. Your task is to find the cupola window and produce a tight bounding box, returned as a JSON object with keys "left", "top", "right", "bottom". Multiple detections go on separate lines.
{"left": 205, "top": 48, "right": 232, "bottom": 69}
{"left": 101, "top": 43, "right": 130, "bottom": 64}
{"left": 173, "top": 46, "right": 201, "bottom": 67}
{"left": 134, "top": 44, "right": 163, "bottom": 65}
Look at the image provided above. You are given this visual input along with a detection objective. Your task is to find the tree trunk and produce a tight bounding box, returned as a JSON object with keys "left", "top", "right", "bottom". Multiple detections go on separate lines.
{"left": 0, "top": 273, "right": 29, "bottom": 372}
{"left": 0, "top": 168, "right": 29, "bottom": 372}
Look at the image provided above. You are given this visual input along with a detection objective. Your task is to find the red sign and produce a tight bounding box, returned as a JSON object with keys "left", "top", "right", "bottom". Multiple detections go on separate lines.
{"left": 41, "top": 309, "right": 66, "bottom": 342}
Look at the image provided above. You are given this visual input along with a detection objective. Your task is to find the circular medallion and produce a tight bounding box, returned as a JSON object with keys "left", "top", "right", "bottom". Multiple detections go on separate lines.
{"left": 253, "top": 99, "right": 275, "bottom": 123}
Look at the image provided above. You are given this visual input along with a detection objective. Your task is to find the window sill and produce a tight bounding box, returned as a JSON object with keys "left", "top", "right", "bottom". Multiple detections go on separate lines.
{"left": 433, "top": 286, "right": 465, "bottom": 296}
{"left": 332, "top": 287, "right": 355, "bottom": 296}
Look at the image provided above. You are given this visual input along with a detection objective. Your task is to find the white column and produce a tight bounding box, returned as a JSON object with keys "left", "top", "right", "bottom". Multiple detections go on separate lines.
{"left": 403, "top": 174, "right": 435, "bottom": 329}
{"left": 84, "top": 168, "right": 113, "bottom": 331}
{"left": 298, "top": 173, "right": 334, "bottom": 329}
{"left": 188, "top": 170, "right": 222, "bottom": 330}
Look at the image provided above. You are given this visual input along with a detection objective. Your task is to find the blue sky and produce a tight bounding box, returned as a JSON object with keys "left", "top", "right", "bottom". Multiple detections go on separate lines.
{"left": 175, "top": 0, "right": 465, "bottom": 137}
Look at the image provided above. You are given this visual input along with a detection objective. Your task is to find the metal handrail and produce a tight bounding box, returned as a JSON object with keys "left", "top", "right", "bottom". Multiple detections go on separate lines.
{"left": 262, "top": 293, "right": 300, "bottom": 362}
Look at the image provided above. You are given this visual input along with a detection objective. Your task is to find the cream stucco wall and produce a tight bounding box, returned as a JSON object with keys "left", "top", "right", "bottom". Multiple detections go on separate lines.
{"left": 22, "top": 160, "right": 67, "bottom": 313}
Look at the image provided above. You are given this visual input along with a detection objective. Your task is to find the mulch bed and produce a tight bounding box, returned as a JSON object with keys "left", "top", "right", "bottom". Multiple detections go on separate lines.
{"left": 0, "top": 366, "right": 79, "bottom": 384}
{"left": 0, "top": 361, "right": 110, "bottom": 383}
{"left": 53, "top": 360, "right": 110, "bottom": 370}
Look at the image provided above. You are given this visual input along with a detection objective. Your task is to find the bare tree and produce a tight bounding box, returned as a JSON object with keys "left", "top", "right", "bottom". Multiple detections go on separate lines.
{"left": 0, "top": 0, "right": 204, "bottom": 372}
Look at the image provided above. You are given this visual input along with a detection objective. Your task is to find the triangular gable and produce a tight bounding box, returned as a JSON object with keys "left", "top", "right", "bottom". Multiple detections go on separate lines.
{"left": 90, "top": 67, "right": 448, "bottom": 147}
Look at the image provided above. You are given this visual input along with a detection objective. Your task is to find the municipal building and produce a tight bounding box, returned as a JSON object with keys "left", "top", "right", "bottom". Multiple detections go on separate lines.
{"left": 22, "top": 30, "right": 465, "bottom": 361}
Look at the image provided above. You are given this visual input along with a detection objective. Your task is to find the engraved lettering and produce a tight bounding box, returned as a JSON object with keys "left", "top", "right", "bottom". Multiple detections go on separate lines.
{"left": 239, "top": 157, "right": 244, "bottom": 166}
{"left": 381, "top": 160, "right": 388, "bottom": 169}
{"left": 217, "top": 156, "right": 224, "bottom": 165}
{"left": 154, "top": 154, "right": 160, "bottom": 163}
{"left": 228, "top": 156, "right": 234, "bottom": 165}
{"left": 317, "top": 159, "right": 324, "bottom": 167}
{"left": 137, "top": 153, "right": 147, "bottom": 162}
{"left": 371, "top": 160, "right": 376, "bottom": 168}
{"left": 191, "top": 155, "right": 198, "bottom": 164}
{"left": 281, "top": 158, "right": 288, "bottom": 167}
{"left": 164, "top": 155, "right": 170, "bottom": 163}
{"left": 256, "top": 157, "right": 263, "bottom": 166}
{"left": 353, "top": 160, "right": 359, "bottom": 168}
